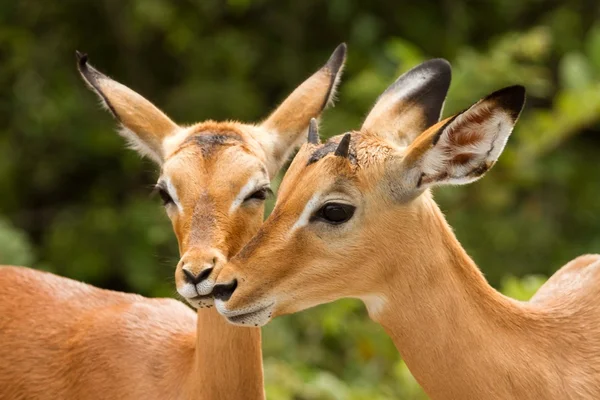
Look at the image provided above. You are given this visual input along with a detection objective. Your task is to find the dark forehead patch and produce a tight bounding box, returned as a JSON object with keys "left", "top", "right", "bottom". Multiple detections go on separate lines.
{"left": 182, "top": 132, "right": 244, "bottom": 157}
{"left": 307, "top": 134, "right": 357, "bottom": 165}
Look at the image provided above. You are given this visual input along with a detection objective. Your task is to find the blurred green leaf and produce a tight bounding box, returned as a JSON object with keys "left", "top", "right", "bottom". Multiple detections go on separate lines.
{"left": 0, "top": 217, "right": 35, "bottom": 266}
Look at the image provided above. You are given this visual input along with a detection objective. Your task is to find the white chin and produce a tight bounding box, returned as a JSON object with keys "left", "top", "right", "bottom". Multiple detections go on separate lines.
{"left": 215, "top": 300, "right": 274, "bottom": 327}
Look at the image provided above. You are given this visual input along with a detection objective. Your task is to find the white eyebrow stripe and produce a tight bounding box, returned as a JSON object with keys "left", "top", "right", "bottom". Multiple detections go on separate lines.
{"left": 229, "top": 173, "right": 269, "bottom": 215}
{"left": 163, "top": 176, "right": 184, "bottom": 214}
{"left": 290, "top": 192, "right": 322, "bottom": 234}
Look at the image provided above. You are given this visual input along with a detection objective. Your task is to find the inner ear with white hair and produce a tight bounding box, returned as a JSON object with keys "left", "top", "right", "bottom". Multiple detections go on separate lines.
{"left": 395, "top": 85, "right": 526, "bottom": 193}
{"left": 76, "top": 51, "right": 179, "bottom": 165}
{"left": 258, "top": 43, "right": 347, "bottom": 177}
{"left": 362, "top": 58, "right": 452, "bottom": 147}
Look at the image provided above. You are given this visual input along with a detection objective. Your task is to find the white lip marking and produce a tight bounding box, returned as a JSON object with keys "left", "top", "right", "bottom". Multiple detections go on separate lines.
{"left": 196, "top": 278, "right": 215, "bottom": 296}
{"left": 290, "top": 192, "right": 322, "bottom": 233}
{"left": 177, "top": 282, "right": 199, "bottom": 299}
{"left": 229, "top": 173, "right": 269, "bottom": 214}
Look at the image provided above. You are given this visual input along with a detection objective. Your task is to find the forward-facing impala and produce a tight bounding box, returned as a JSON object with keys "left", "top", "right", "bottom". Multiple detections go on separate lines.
{"left": 0, "top": 44, "right": 346, "bottom": 400}
{"left": 213, "top": 60, "right": 600, "bottom": 399}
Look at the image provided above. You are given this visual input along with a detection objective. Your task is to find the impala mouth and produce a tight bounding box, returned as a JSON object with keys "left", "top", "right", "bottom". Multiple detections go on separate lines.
{"left": 177, "top": 280, "right": 216, "bottom": 308}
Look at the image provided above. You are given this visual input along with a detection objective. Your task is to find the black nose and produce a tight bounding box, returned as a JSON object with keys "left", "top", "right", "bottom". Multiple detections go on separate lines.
{"left": 212, "top": 279, "right": 238, "bottom": 301}
{"left": 182, "top": 267, "right": 213, "bottom": 285}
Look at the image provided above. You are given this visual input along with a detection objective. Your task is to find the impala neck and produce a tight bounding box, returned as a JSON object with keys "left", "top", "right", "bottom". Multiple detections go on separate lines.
{"left": 191, "top": 308, "right": 264, "bottom": 400}
{"left": 366, "top": 198, "right": 552, "bottom": 399}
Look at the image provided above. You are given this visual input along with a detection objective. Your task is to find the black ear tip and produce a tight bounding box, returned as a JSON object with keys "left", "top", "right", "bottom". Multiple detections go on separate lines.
{"left": 75, "top": 51, "right": 88, "bottom": 69}
{"left": 418, "top": 58, "right": 452, "bottom": 83}
{"left": 382, "top": 58, "right": 452, "bottom": 100}
{"left": 423, "top": 58, "right": 451, "bottom": 69}
{"left": 490, "top": 85, "right": 526, "bottom": 119}
{"left": 325, "top": 43, "right": 347, "bottom": 74}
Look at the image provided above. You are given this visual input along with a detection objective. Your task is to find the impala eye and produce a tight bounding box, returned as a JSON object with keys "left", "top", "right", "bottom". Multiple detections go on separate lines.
{"left": 244, "top": 187, "right": 271, "bottom": 202}
{"left": 157, "top": 188, "right": 174, "bottom": 206}
{"left": 313, "top": 202, "right": 356, "bottom": 225}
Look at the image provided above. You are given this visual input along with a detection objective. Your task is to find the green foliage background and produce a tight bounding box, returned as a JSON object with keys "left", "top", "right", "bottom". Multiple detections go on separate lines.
{"left": 1, "top": 1, "right": 600, "bottom": 398}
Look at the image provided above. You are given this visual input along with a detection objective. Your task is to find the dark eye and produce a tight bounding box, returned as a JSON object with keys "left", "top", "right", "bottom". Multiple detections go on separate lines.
{"left": 244, "top": 187, "right": 271, "bottom": 202}
{"left": 158, "top": 188, "right": 173, "bottom": 206}
{"left": 313, "top": 202, "right": 356, "bottom": 225}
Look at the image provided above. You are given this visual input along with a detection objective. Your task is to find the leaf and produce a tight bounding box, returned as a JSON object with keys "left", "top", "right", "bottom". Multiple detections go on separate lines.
{"left": 559, "top": 52, "right": 594, "bottom": 90}
{"left": 0, "top": 217, "right": 35, "bottom": 266}
{"left": 585, "top": 24, "right": 600, "bottom": 75}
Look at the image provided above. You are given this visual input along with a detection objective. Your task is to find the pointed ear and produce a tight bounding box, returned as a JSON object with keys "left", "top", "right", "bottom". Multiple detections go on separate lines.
{"left": 400, "top": 86, "right": 526, "bottom": 190}
{"left": 362, "top": 59, "right": 451, "bottom": 146}
{"left": 76, "top": 51, "right": 178, "bottom": 165}
{"left": 258, "top": 43, "right": 346, "bottom": 176}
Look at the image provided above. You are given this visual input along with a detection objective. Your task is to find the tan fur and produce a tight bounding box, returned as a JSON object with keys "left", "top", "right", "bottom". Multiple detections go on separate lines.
{"left": 214, "top": 84, "right": 600, "bottom": 399}
{"left": 0, "top": 47, "right": 346, "bottom": 399}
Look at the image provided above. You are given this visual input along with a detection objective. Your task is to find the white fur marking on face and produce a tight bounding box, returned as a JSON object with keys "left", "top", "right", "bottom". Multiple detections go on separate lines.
{"left": 290, "top": 192, "right": 322, "bottom": 233}
{"left": 196, "top": 278, "right": 215, "bottom": 296}
{"left": 162, "top": 176, "right": 183, "bottom": 213}
{"left": 215, "top": 298, "right": 274, "bottom": 327}
{"left": 178, "top": 282, "right": 214, "bottom": 309}
{"left": 177, "top": 282, "right": 199, "bottom": 299}
{"left": 229, "top": 172, "right": 269, "bottom": 215}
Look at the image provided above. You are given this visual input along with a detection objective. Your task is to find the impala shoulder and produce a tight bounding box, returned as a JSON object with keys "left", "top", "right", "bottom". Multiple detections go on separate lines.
{"left": 563, "top": 254, "right": 600, "bottom": 271}
{"left": 530, "top": 254, "right": 600, "bottom": 305}
{"left": 96, "top": 297, "right": 197, "bottom": 336}
{"left": 552, "top": 254, "right": 600, "bottom": 282}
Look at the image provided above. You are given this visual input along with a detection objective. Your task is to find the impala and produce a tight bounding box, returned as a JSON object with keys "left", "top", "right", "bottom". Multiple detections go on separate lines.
{"left": 0, "top": 44, "right": 346, "bottom": 400}
{"left": 212, "top": 59, "right": 600, "bottom": 399}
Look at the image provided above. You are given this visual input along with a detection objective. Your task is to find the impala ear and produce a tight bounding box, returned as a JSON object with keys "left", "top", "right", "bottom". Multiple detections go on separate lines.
{"left": 257, "top": 44, "right": 346, "bottom": 177}
{"left": 399, "top": 85, "right": 526, "bottom": 191}
{"left": 362, "top": 59, "right": 451, "bottom": 146}
{"left": 76, "top": 51, "right": 179, "bottom": 165}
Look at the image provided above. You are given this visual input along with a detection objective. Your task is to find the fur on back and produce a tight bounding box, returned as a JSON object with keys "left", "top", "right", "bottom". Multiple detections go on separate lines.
{"left": 0, "top": 266, "right": 197, "bottom": 400}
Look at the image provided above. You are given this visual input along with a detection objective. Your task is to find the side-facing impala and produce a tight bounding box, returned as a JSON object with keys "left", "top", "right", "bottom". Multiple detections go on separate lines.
{"left": 0, "top": 44, "right": 346, "bottom": 400}
{"left": 212, "top": 60, "right": 600, "bottom": 399}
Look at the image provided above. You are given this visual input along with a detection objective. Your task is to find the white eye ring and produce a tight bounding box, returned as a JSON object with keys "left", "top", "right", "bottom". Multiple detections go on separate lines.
{"left": 156, "top": 177, "right": 183, "bottom": 213}
{"left": 243, "top": 187, "right": 272, "bottom": 202}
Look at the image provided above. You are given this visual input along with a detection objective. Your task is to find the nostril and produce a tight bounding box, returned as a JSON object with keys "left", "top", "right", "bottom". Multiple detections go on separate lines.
{"left": 213, "top": 279, "right": 238, "bottom": 302}
{"left": 183, "top": 267, "right": 214, "bottom": 285}
{"left": 198, "top": 267, "right": 213, "bottom": 283}
{"left": 182, "top": 268, "right": 197, "bottom": 285}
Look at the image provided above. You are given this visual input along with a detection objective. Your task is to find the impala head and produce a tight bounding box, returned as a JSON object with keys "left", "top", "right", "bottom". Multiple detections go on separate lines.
{"left": 213, "top": 59, "right": 526, "bottom": 326}
{"left": 77, "top": 45, "right": 346, "bottom": 307}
